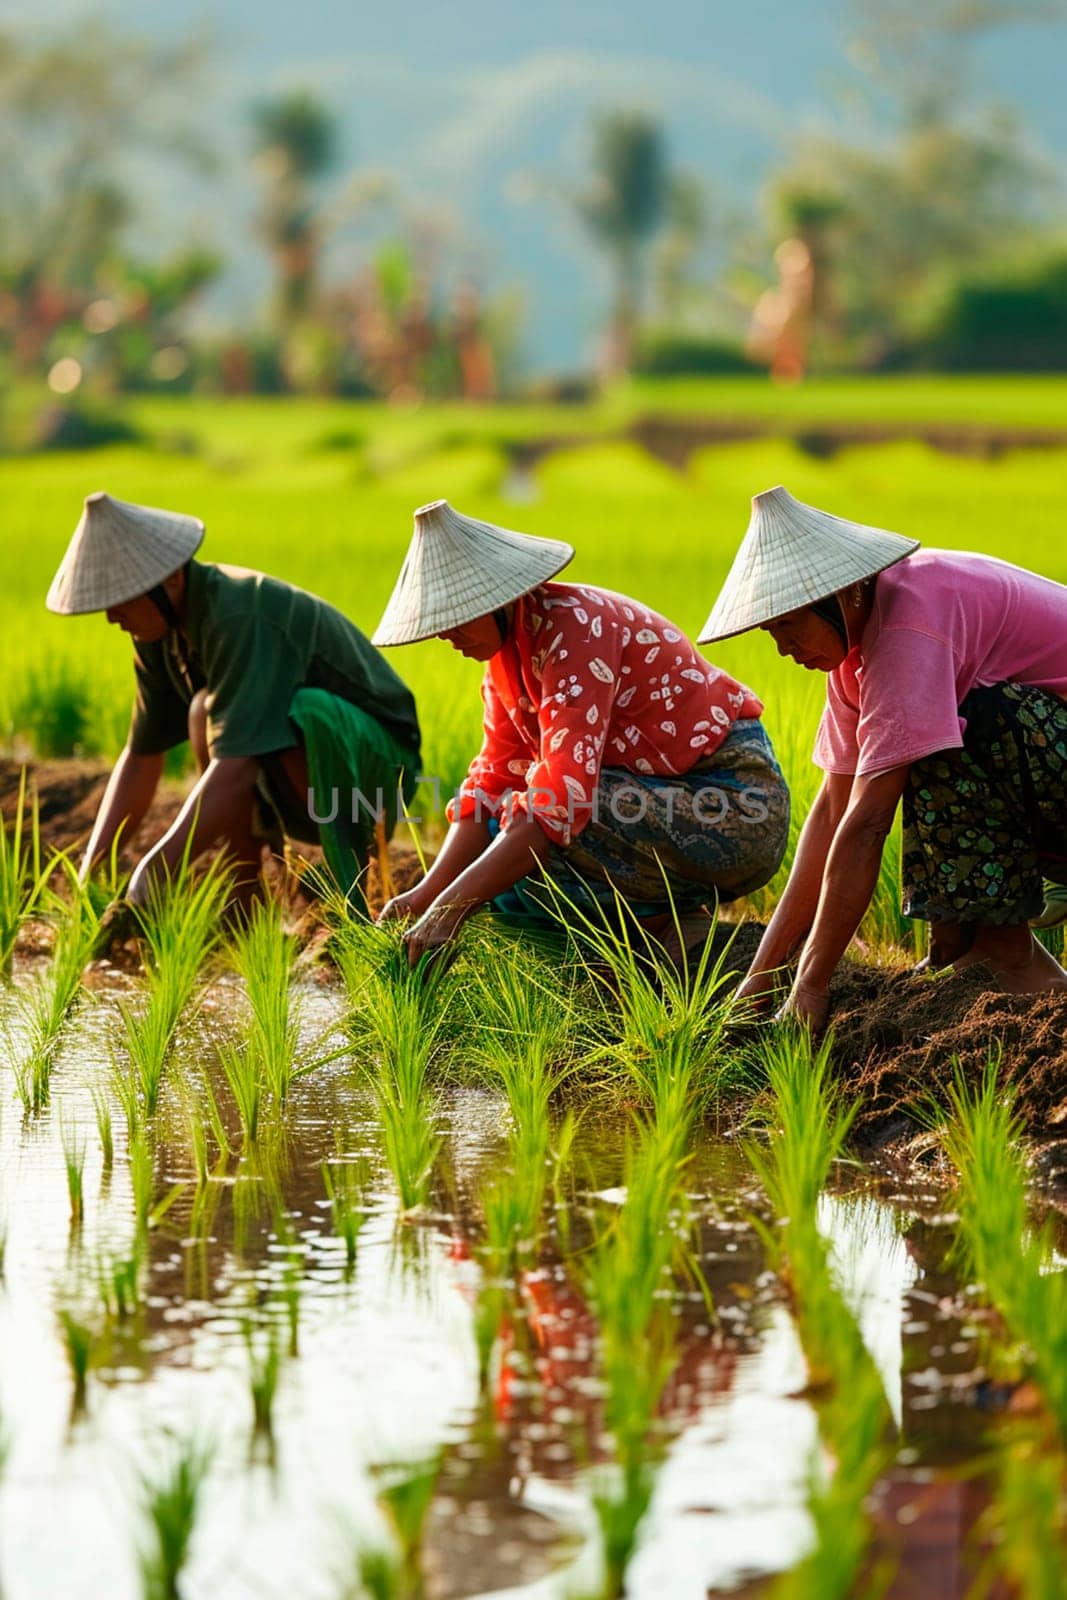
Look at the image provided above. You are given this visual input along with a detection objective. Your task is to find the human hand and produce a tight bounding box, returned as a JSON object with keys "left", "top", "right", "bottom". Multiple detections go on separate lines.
{"left": 734, "top": 966, "right": 784, "bottom": 1016}
{"left": 773, "top": 978, "right": 830, "bottom": 1032}
{"left": 402, "top": 900, "right": 474, "bottom": 967}
{"left": 377, "top": 886, "right": 431, "bottom": 924}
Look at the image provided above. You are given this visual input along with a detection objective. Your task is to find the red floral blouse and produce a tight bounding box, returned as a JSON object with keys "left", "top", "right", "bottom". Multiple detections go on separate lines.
{"left": 447, "top": 582, "right": 763, "bottom": 845}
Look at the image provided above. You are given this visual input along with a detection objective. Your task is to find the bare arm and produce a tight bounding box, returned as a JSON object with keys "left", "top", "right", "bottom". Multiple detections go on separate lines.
{"left": 403, "top": 815, "right": 552, "bottom": 963}
{"left": 127, "top": 755, "right": 259, "bottom": 904}
{"left": 788, "top": 765, "right": 910, "bottom": 1007}
{"left": 80, "top": 746, "right": 164, "bottom": 883}
{"left": 736, "top": 770, "right": 855, "bottom": 1006}
{"left": 378, "top": 816, "right": 494, "bottom": 923}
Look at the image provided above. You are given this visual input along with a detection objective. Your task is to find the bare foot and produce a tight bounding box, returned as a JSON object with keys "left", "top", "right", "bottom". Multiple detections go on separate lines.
{"left": 657, "top": 909, "right": 715, "bottom": 974}
{"left": 952, "top": 924, "right": 1067, "bottom": 994}
{"left": 914, "top": 921, "right": 975, "bottom": 974}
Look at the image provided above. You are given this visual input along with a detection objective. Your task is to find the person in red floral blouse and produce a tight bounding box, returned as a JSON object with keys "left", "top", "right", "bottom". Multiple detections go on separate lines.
{"left": 373, "top": 500, "right": 789, "bottom": 964}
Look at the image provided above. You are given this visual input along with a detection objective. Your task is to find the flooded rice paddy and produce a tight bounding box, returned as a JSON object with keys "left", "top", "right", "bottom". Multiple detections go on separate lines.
{"left": 0, "top": 943, "right": 1064, "bottom": 1600}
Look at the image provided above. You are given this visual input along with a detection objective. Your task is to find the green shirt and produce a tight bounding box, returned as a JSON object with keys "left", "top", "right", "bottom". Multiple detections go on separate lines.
{"left": 128, "top": 561, "right": 421, "bottom": 762}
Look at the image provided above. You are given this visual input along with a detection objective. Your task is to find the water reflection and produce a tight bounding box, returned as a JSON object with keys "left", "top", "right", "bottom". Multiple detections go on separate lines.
{"left": 0, "top": 973, "right": 1037, "bottom": 1597}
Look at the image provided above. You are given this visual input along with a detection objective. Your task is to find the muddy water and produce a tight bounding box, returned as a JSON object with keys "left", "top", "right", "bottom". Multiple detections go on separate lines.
{"left": 0, "top": 970, "right": 1023, "bottom": 1599}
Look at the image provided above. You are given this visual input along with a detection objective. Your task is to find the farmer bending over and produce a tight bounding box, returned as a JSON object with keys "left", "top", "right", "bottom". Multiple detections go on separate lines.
{"left": 47, "top": 493, "right": 421, "bottom": 911}
{"left": 372, "top": 499, "right": 789, "bottom": 963}
{"left": 699, "top": 486, "right": 1067, "bottom": 1030}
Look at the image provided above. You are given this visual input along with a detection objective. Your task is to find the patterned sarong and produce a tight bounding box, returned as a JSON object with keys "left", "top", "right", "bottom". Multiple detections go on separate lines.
{"left": 902, "top": 682, "right": 1067, "bottom": 926}
{"left": 493, "top": 717, "right": 790, "bottom": 923}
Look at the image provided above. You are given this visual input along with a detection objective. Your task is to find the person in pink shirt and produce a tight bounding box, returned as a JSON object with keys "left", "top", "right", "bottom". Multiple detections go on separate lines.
{"left": 372, "top": 500, "right": 789, "bottom": 964}
{"left": 699, "top": 486, "right": 1067, "bottom": 1029}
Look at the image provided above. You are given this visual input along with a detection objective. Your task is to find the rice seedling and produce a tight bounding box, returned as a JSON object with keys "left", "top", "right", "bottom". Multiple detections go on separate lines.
{"left": 14, "top": 865, "right": 102, "bottom": 1115}
{"left": 579, "top": 1033, "right": 707, "bottom": 1599}
{"left": 979, "top": 1432, "right": 1067, "bottom": 1600}
{"left": 336, "top": 923, "right": 455, "bottom": 1216}
{"left": 940, "top": 1059, "right": 1067, "bottom": 1439}
{"left": 229, "top": 898, "right": 300, "bottom": 1107}
{"left": 60, "top": 1111, "right": 86, "bottom": 1228}
{"left": 128, "top": 1132, "right": 185, "bottom": 1241}
{"left": 356, "top": 1455, "right": 441, "bottom": 1600}
{"left": 465, "top": 939, "right": 579, "bottom": 1276}
{"left": 119, "top": 851, "right": 231, "bottom": 1119}
{"left": 549, "top": 879, "right": 749, "bottom": 1113}
{"left": 135, "top": 1431, "right": 213, "bottom": 1600}
{"left": 0, "top": 767, "right": 46, "bottom": 978}
{"left": 244, "top": 1315, "right": 283, "bottom": 1444}
{"left": 748, "top": 1030, "right": 894, "bottom": 1600}
{"left": 98, "top": 1242, "right": 144, "bottom": 1321}
{"left": 218, "top": 1041, "right": 263, "bottom": 1148}
{"left": 58, "top": 1307, "right": 96, "bottom": 1419}
{"left": 91, "top": 1087, "right": 114, "bottom": 1176}
{"left": 321, "top": 1153, "right": 367, "bottom": 1273}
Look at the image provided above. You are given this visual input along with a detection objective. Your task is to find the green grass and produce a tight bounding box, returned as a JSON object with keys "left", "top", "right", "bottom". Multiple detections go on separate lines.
{"left": 60, "top": 1111, "right": 86, "bottom": 1227}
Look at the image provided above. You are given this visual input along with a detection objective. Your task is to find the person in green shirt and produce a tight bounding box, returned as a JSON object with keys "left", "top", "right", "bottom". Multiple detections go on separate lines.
{"left": 47, "top": 492, "right": 421, "bottom": 913}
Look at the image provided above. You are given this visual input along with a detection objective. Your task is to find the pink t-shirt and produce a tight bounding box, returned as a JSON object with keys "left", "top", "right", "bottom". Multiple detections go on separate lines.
{"left": 814, "top": 550, "right": 1067, "bottom": 777}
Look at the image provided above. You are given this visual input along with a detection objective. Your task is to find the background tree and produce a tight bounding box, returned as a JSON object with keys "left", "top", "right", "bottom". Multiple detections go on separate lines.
{"left": 0, "top": 23, "right": 212, "bottom": 377}
{"left": 759, "top": 0, "right": 1065, "bottom": 366}
{"left": 572, "top": 110, "right": 670, "bottom": 374}
{"left": 250, "top": 90, "right": 340, "bottom": 337}
{"left": 654, "top": 173, "right": 708, "bottom": 324}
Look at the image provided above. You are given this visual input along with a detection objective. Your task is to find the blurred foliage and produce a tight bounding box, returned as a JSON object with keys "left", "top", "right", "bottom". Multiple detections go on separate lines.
{"left": 758, "top": 0, "right": 1066, "bottom": 370}
{"left": 570, "top": 111, "right": 673, "bottom": 373}
{"left": 632, "top": 330, "right": 758, "bottom": 377}
{"left": 0, "top": 22, "right": 219, "bottom": 403}
{"left": 912, "top": 250, "right": 1067, "bottom": 369}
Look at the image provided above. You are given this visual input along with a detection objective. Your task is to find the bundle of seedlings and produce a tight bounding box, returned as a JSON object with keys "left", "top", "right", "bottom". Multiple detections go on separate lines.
{"left": 941, "top": 1062, "right": 1067, "bottom": 1595}
{"left": 13, "top": 862, "right": 103, "bottom": 1115}
{"left": 116, "top": 854, "right": 232, "bottom": 1124}
{"left": 749, "top": 1031, "right": 895, "bottom": 1600}
{"left": 580, "top": 1025, "right": 711, "bottom": 1599}
{"left": 0, "top": 768, "right": 47, "bottom": 977}
{"left": 334, "top": 921, "right": 460, "bottom": 1216}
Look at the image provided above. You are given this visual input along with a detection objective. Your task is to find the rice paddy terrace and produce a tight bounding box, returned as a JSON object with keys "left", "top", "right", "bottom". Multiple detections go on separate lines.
{"left": 1, "top": 383, "right": 1066, "bottom": 1595}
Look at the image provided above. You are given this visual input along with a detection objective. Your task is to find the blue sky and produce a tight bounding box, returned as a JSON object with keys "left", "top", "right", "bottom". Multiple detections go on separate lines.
{"left": 13, "top": 0, "right": 1067, "bottom": 369}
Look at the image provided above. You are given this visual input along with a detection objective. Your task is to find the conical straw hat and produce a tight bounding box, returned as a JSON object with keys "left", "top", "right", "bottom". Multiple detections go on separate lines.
{"left": 697, "top": 485, "right": 920, "bottom": 644}
{"left": 373, "top": 499, "right": 575, "bottom": 647}
{"left": 46, "top": 492, "right": 205, "bottom": 615}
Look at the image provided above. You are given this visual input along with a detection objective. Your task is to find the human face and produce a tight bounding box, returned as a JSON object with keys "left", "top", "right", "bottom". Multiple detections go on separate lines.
{"left": 437, "top": 611, "right": 507, "bottom": 661}
{"left": 105, "top": 593, "right": 170, "bottom": 643}
{"left": 761, "top": 604, "right": 849, "bottom": 672}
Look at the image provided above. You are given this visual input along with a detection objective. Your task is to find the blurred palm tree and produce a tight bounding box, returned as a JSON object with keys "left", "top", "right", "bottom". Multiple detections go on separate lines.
{"left": 251, "top": 90, "right": 340, "bottom": 333}
{"left": 573, "top": 111, "right": 669, "bottom": 374}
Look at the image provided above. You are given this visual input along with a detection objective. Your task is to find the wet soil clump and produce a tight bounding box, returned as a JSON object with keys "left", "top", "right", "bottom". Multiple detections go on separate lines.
{"left": 828, "top": 959, "right": 1067, "bottom": 1156}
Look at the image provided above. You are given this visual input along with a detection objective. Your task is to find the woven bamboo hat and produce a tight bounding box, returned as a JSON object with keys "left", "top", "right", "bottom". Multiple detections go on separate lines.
{"left": 373, "top": 499, "right": 575, "bottom": 647}
{"left": 46, "top": 492, "right": 205, "bottom": 615}
{"left": 698, "top": 485, "right": 920, "bottom": 644}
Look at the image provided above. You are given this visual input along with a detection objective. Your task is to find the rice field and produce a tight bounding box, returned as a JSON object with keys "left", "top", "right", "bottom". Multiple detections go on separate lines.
{"left": 1, "top": 389, "right": 1067, "bottom": 1595}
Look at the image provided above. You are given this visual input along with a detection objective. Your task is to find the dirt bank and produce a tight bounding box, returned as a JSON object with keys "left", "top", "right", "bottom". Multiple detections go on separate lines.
{"left": 0, "top": 757, "right": 424, "bottom": 916}
{"left": 827, "top": 960, "right": 1067, "bottom": 1157}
